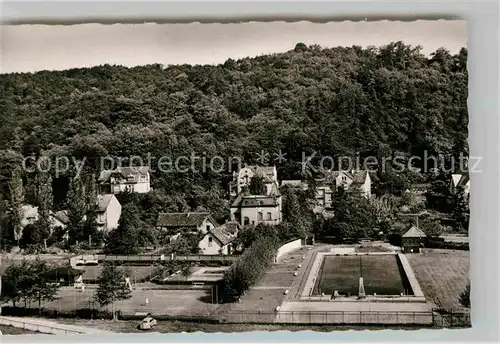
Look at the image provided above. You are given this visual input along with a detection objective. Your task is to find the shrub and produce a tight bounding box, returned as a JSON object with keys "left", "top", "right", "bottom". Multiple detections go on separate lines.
{"left": 220, "top": 234, "right": 279, "bottom": 303}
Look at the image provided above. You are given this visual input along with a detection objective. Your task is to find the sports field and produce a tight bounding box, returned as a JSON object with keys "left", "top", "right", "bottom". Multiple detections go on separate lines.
{"left": 40, "top": 288, "right": 220, "bottom": 316}
{"left": 313, "top": 255, "right": 411, "bottom": 296}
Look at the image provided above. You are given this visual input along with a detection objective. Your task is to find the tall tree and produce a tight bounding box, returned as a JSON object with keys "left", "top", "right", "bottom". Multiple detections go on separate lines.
{"left": 105, "top": 203, "right": 141, "bottom": 254}
{"left": 95, "top": 262, "right": 132, "bottom": 320}
{"left": 66, "top": 176, "right": 87, "bottom": 244}
{"left": 248, "top": 176, "right": 266, "bottom": 195}
{"left": 453, "top": 186, "right": 470, "bottom": 231}
{"left": 29, "top": 259, "right": 60, "bottom": 314}
{"left": 7, "top": 169, "right": 24, "bottom": 246}
{"left": 36, "top": 171, "right": 54, "bottom": 243}
{"left": 459, "top": 283, "right": 470, "bottom": 308}
{"left": 82, "top": 173, "right": 98, "bottom": 244}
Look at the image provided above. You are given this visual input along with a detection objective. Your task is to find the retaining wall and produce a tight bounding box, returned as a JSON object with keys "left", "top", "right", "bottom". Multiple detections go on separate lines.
{"left": 274, "top": 239, "right": 302, "bottom": 263}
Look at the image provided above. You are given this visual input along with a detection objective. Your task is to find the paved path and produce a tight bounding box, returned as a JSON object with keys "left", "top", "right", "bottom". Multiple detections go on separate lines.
{"left": 0, "top": 316, "right": 114, "bottom": 335}
{"left": 283, "top": 246, "right": 329, "bottom": 303}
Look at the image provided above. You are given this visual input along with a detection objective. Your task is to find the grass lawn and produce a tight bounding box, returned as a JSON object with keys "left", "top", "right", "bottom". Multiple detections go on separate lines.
{"left": 36, "top": 288, "right": 220, "bottom": 316}
{"left": 406, "top": 249, "right": 469, "bottom": 310}
{"left": 0, "top": 324, "right": 41, "bottom": 335}
{"left": 313, "top": 255, "right": 410, "bottom": 296}
{"left": 54, "top": 319, "right": 429, "bottom": 333}
{"left": 81, "top": 265, "right": 159, "bottom": 283}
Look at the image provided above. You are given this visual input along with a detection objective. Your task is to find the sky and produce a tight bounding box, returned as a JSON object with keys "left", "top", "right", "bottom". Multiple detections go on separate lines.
{"left": 0, "top": 20, "right": 467, "bottom": 74}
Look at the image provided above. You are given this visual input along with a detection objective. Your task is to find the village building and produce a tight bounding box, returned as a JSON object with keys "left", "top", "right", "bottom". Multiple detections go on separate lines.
{"left": 450, "top": 173, "right": 470, "bottom": 196}
{"left": 96, "top": 194, "right": 122, "bottom": 232}
{"left": 98, "top": 166, "right": 151, "bottom": 194}
{"left": 319, "top": 170, "right": 372, "bottom": 198}
{"left": 280, "top": 170, "right": 371, "bottom": 218}
{"left": 402, "top": 225, "right": 427, "bottom": 253}
{"left": 19, "top": 205, "right": 70, "bottom": 240}
{"left": 229, "top": 165, "right": 283, "bottom": 226}
{"left": 229, "top": 165, "right": 279, "bottom": 200}
{"left": 198, "top": 221, "right": 240, "bottom": 255}
{"left": 156, "top": 212, "right": 218, "bottom": 237}
{"left": 230, "top": 194, "right": 282, "bottom": 226}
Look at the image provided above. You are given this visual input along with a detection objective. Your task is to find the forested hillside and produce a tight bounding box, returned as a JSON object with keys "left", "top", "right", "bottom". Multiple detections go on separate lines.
{"left": 0, "top": 42, "right": 468, "bottom": 233}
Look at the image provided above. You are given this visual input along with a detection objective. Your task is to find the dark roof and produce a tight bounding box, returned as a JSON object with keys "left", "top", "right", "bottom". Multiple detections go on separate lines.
{"left": 52, "top": 210, "right": 70, "bottom": 225}
{"left": 209, "top": 222, "right": 240, "bottom": 246}
{"left": 231, "top": 195, "right": 280, "bottom": 208}
{"left": 243, "top": 165, "right": 276, "bottom": 183}
{"left": 351, "top": 170, "right": 368, "bottom": 184}
{"left": 157, "top": 212, "right": 215, "bottom": 228}
{"left": 98, "top": 166, "right": 149, "bottom": 183}
{"left": 319, "top": 170, "right": 369, "bottom": 185}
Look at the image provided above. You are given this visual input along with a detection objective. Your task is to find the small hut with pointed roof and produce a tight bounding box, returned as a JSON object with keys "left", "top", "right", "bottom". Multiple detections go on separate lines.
{"left": 402, "top": 225, "right": 427, "bottom": 253}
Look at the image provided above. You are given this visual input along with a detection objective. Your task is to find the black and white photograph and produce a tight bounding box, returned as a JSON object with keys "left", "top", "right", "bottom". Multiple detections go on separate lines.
{"left": 0, "top": 19, "right": 470, "bottom": 336}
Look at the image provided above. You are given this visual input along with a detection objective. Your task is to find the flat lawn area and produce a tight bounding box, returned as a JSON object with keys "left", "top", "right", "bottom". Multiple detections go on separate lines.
{"left": 81, "top": 265, "right": 159, "bottom": 283}
{"left": 37, "top": 288, "right": 220, "bottom": 316}
{"left": 313, "top": 255, "right": 410, "bottom": 296}
{"left": 406, "top": 249, "right": 469, "bottom": 310}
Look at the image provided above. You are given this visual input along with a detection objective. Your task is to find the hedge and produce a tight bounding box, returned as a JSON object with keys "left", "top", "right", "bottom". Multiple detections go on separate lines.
{"left": 220, "top": 234, "right": 279, "bottom": 303}
{"left": 425, "top": 238, "right": 469, "bottom": 251}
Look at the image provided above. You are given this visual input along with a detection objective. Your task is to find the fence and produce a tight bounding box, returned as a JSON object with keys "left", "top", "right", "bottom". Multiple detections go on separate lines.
{"left": 0, "top": 316, "right": 85, "bottom": 335}
{"left": 70, "top": 254, "right": 240, "bottom": 266}
{"left": 220, "top": 310, "right": 471, "bottom": 327}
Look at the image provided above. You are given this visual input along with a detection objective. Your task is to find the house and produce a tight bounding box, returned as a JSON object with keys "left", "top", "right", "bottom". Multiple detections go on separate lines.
{"left": 450, "top": 173, "right": 470, "bottom": 196}
{"left": 20, "top": 205, "right": 69, "bottom": 236}
{"left": 230, "top": 165, "right": 279, "bottom": 200}
{"left": 198, "top": 222, "right": 240, "bottom": 255}
{"left": 156, "top": 212, "right": 218, "bottom": 236}
{"left": 229, "top": 166, "right": 283, "bottom": 227}
{"left": 402, "top": 225, "right": 427, "bottom": 253}
{"left": 96, "top": 194, "right": 122, "bottom": 232}
{"left": 230, "top": 194, "right": 282, "bottom": 226}
{"left": 98, "top": 166, "right": 151, "bottom": 194}
{"left": 280, "top": 171, "right": 371, "bottom": 218}
{"left": 319, "top": 170, "right": 372, "bottom": 198}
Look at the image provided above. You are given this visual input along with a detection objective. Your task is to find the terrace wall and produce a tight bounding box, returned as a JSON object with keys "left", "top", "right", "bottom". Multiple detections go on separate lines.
{"left": 274, "top": 239, "right": 302, "bottom": 263}
{"left": 397, "top": 254, "right": 425, "bottom": 297}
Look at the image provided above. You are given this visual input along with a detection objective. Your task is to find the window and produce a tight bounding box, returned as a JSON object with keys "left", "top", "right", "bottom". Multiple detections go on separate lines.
{"left": 258, "top": 212, "right": 263, "bottom": 221}
{"left": 244, "top": 217, "right": 250, "bottom": 226}
{"left": 208, "top": 236, "right": 213, "bottom": 247}
{"left": 206, "top": 225, "right": 210, "bottom": 232}
{"left": 342, "top": 176, "right": 347, "bottom": 181}
{"left": 267, "top": 212, "right": 272, "bottom": 220}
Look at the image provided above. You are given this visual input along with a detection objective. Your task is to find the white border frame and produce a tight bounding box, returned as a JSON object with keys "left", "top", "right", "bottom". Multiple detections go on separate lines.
{"left": 1, "top": 0, "right": 499, "bottom": 343}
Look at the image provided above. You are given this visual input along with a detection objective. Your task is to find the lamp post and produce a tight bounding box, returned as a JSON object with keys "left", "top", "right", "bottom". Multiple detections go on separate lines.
{"left": 397, "top": 211, "right": 427, "bottom": 230}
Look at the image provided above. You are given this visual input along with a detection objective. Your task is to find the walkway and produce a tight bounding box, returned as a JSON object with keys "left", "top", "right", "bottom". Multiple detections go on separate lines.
{"left": 0, "top": 316, "right": 114, "bottom": 335}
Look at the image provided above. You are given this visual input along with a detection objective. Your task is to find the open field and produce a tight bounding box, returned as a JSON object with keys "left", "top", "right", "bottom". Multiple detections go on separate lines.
{"left": 54, "top": 318, "right": 426, "bottom": 333}
{"left": 79, "top": 265, "right": 159, "bottom": 283}
{"left": 313, "top": 255, "right": 410, "bottom": 296}
{"left": 406, "top": 249, "right": 469, "bottom": 310}
{"left": 29, "top": 288, "right": 220, "bottom": 316}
